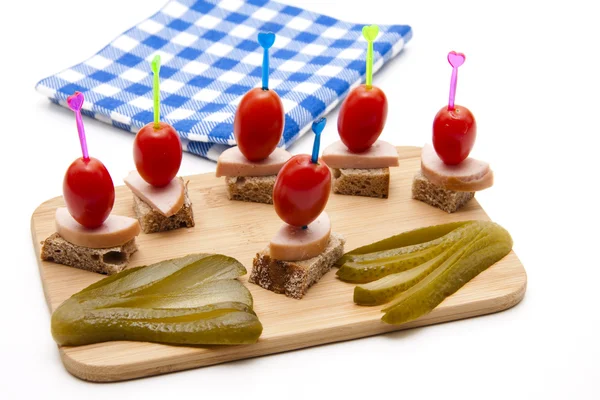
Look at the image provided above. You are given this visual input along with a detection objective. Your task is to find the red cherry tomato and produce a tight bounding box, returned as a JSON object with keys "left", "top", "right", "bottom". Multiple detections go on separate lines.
{"left": 338, "top": 84, "right": 388, "bottom": 153}
{"left": 234, "top": 88, "right": 284, "bottom": 162}
{"left": 63, "top": 157, "right": 115, "bottom": 229}
{"left": 133, "top": 122, "right": 182, "bottom": 187}
{"left": 432, "top": 105, "right": 477, "bottom": 165}
{"left": 273, "top": 154, "right": 331, "bottom": 227}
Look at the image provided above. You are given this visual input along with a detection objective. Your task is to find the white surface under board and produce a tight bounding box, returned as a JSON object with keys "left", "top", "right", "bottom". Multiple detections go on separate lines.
{"left": 0, "top": 0, "right": 598, "bottom": 399}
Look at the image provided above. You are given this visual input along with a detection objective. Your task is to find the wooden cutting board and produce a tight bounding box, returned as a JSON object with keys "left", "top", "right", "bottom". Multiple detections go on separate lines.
{"left": 30, "top": 146, "right": 527, "bottom": 382}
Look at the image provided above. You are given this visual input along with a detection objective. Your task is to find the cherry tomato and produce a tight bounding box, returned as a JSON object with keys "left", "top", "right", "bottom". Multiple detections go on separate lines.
{"left": 234, "top": 88, "right": 284, "bottom": 162}
{"left": 273, "top": 155, "right": 331, "bottom": 227}
{"left": 63, "top": 157, "right": 115, "bottom": 229}
{"left": 133, "top": 122, "right": 182, "bottom": 187}
{"left": 338, "top": 84, "right": 388, "bottom": 153}
{"left": 432, "top": 105, "right": 477, "bottom": 165}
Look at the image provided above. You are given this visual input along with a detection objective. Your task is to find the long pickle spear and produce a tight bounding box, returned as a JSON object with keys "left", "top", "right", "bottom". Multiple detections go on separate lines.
{"left": 77, "top": 254, "right": 246, "bottom": 300}
{"left": 76, "top": 254, "right": 211, "bottom": 299}
{"left": 84, "top": 280, "right": 253, "bottom": 310}
{"left": 337, "top": 221, "right": 471, "bottom": 266}
{"left": 381, "top": 223, "right": 512, "bottom": 325}
{"left": 353, "top": 224, "right": 484, "bottom": 304}
{"left": 52, "top": 301, "right": 262, "bottom": 346}
{"left": 134, "top": 254, "right": 247, "bottom": 296}
{"left": 354, "top": 247, "right": 454, "bottom": 305}
{"left": 77, "top": 266, "right": 144, "bottom": 296}
{"left": 338, "top": 248, "right": 440, "bottom": 283}
{"left": 51, "top": 254, "right": 262, "bottom": 347}
{"left": 337, "top": 222, "right": 483, "bottom": 283}
{"left": 343, "top": 236, "right": 448, "bottom": 265}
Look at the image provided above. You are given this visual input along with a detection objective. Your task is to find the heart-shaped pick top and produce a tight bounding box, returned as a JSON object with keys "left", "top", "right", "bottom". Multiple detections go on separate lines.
{"left": 312, "top": 117, "right": 327, "bottom": 136}
{"left": 67, "top": 91, "right": 84, "bottom": 112}
{"left": 258, "top": 31, "right": 276, "bottom": 49}
{"left": 362, "top": 24, "right": 379, "bottom": 42}
{"left": 447, "top": 51, "right": 466, "bottom": 68}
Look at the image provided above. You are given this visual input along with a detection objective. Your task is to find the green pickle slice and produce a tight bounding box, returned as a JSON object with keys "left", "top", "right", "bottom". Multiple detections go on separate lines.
{"left": 77, "top": 266, "right": 144, "bottom": 296}
{"left": 53, "top": 302, "right": 262, "bottom": 346}
{"left": 76, "top": 254, "right": 246, "bottom": 300}
{"left": 336, "top": 221, "right": 471, "bottom": 266}
{"left": 381, "top": 223, "right": 512, "bottom": 324}
{"left": 51, "top": 254, "right": 262, "bottom": 346}
{"left": 85, "top": 279, "right": 254, "bottom": 310}
{"left": 354, "top": 247, "right": 454, "bottom": 305}
{"left": 337, "top": 222, "right": 483, "bottom": 283}
{"left": 133, "top": 254, "right": 248, "bottom": 296}
{"left": 338, "top": 248, "right": 441, "bottom": 283}
{"left": 353, "top": 224, "right": 484, "bottom": 304}
{"left": 337, "top": 221, "right": 513, "bottom": 325}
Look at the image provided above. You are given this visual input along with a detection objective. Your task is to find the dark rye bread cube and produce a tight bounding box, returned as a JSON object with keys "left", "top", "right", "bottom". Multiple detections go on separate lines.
{"left": 249, "top": 233, "right": 345, "bottom": 299}
{"left": 331, "top": 167, "right": 390, "bottom": 198}
{"left": 225, "top": 175, "right": 275, "bottom": 204}
{"left": 41, "top": 233, "right": 137, "bottom": 275}
{"left": 412, "top": 170, "right": 475, "bottom": 213}
{"left": 133, "top": 183, "right": 195, "bottom": 234}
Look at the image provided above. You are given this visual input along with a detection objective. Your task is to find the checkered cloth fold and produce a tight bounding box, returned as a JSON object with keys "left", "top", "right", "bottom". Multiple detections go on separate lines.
{"left": 36, "top": 0, "right": 412, "bottom": 160}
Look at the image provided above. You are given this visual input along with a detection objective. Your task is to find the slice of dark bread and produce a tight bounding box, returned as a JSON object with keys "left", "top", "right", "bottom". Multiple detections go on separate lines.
{"left": 331, "top": 168, "right": 390, "bottom": 198}
{"left": 226, "top": 175, "right": 275, "bottom": 204}
{"left": 133, "top": 181, "right": 194, "bottom": 234}
{"left": 249, "top": 233, "right": 345, "bottom": 299}
{"left": 41, "top": 233, "right": 137, "bottom": 275}
{"left": 412, "top": 170, "right": 475, "bottom": 213}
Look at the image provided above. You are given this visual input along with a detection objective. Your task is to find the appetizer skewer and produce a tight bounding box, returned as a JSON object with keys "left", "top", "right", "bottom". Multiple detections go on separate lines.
{"left": 412, "top": 51, "right": 494, "bottom": 213}
{"left": 216, "top": 31, "right": 291, "bottom": 204}
{"left": 250, "top": 119, "right": 345, "bottom": 299}
{"left": 41, "top": 92, "right": 140, "bottom": 274}
{"left": 124, "top": 55, "right": 195, "bottom": 233}
{"left": 322, "top": 24, "right": 399, "bottom": 199}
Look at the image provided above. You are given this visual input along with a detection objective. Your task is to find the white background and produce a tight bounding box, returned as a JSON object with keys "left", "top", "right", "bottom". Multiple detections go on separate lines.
{"left": 1, "top": 0, "right": 599, "bottom": 398}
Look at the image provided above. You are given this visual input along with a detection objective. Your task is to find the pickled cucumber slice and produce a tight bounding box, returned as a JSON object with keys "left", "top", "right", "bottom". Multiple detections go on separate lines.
{"left": 133, "top": 254, "right": 247, "bottom": 296}
{"left": 336, "top": 221, "right": 471, "bottom": 266}
{"left": 51, "top": 254, "right": 261, "bottom": 346}
{"left": 337, "top": 222, "right": 484, "bottom": 283}
{"left": 77, "top": 254, "right": 246, "bottom": 300}
{"left": 338, "top": 248, "right": 439, "bottom": 283}
{"left": 77, "top": 266, "right": 144, "bottom": 296}
{"left": 354, "top": 247, "right": 454, "bottom": 305}
{"left": 75, "top": 254, "right": 210, "bottom": 299}
{"left": 342, "top": 236, "right": 447, "bottom": 265}
{"left": 85, "top": 280, "right": 253, "bottom": 310}
{"left": 52, "top": 301, "right": 262, "bottom": 346}
{"left": 353, "top": 226, "right": 483, "bottom": 304}
{"left": 381, "top": 224, "right": 512, "bottom": 324}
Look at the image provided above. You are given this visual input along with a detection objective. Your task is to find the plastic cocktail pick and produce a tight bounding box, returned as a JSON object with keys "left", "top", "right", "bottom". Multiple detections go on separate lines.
{"left": 362, "top": 24, "right": 379, "bottom": 88}
{"left": 257, "top": 32, "right": 275, "bottom": 90}
{"left": 447, "top": 51, "right": 466, "bottom": 110}
{"left": 311, "top": 117, "right": 326, "bottom": 164}
{"left": 151, "top": 55, "right": 161, "bottom": 129}
{"left": 67, "top": 91, "right": 89, "bottom": 160}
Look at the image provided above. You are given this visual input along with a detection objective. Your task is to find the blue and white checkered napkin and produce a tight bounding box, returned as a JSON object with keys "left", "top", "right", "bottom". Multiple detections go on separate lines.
{"left": 36, "top": 0, "right": 412, "bottom": 161}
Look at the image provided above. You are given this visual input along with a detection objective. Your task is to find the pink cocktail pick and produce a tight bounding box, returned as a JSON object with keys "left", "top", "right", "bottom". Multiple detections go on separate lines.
{"left": 447, "top": 51, "right": 466, "bottom": 110}
{"left": 67, "top": 91, "right": 89, "bottom": 160}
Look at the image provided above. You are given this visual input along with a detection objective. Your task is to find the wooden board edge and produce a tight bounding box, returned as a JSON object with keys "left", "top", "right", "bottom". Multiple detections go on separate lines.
{"left": 30, "top": 207, "right": 53, "bottom": 314}
{"left": 58, "top": 264, "right": 527, "bottom": 382}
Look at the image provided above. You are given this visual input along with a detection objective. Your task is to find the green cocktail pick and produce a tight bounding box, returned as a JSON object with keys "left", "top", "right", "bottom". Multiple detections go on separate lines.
{"left": 151, "top": 55, "right": 161, "bottom": 129}
{"left": 362, "top": 24, "right": 379, "bottom": 88}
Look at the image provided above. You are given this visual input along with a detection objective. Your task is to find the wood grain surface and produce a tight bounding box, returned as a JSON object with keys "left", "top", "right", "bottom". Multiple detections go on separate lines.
{"left": 30, "top": 146, "right": 527, "bottom": 382}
